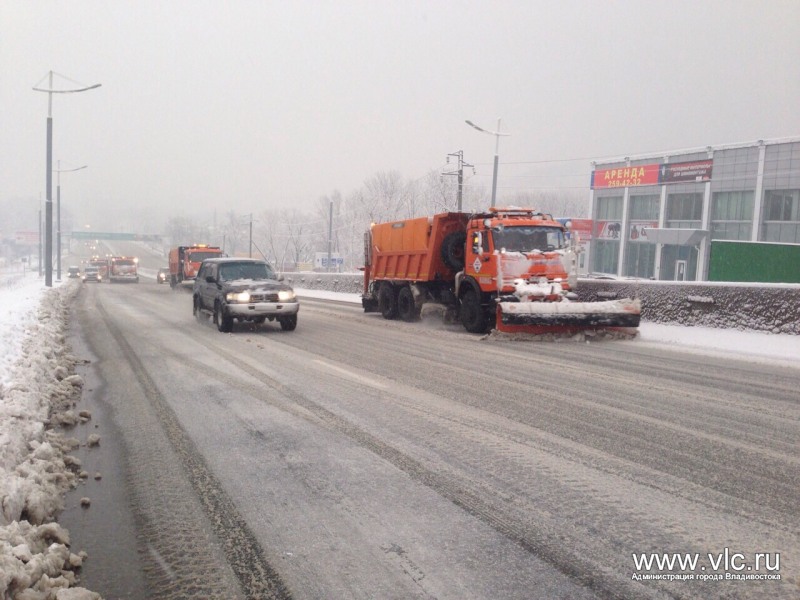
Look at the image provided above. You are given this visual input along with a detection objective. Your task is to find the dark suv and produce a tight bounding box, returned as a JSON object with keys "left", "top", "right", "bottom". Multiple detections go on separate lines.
{"left": 193, "top": 258, "right": 299, "bottom": 332}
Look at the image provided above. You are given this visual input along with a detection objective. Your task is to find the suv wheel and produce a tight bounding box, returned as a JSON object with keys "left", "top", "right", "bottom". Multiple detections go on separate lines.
{"left": 214, "top": 302, "right": 233, "bottom": 333}
{"left": 278, "top": 314, "right": 297, "bottom": 331}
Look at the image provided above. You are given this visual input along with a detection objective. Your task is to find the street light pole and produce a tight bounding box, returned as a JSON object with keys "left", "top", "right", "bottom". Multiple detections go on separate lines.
{"left": 465, "top": 118, "right": 511, "bottom": 206}
{"left": 33, "top": 71, "right": 101, "bottom": 287}
{"left": 54, "top": 162, "right": 87, "bottom": 281}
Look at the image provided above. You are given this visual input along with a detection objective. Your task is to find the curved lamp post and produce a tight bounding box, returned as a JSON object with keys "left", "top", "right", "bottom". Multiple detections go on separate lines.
{"left": 33, "top": 71, "right": 101, "bottom": 287}
{"left": 465, "top": 118, "right": 511, "bottom": 206}
{"left": 53, "top": 162, "right": 87, "bottom": 280}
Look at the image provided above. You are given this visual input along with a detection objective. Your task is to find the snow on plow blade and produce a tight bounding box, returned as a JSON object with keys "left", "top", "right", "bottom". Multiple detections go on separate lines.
{"left": 496, "top": 298, "right": 641, "bottom": 334}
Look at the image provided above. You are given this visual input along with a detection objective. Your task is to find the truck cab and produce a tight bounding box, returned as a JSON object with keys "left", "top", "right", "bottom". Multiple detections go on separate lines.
{"left": 462, "top": 208, "right": 575, "bottom": 299}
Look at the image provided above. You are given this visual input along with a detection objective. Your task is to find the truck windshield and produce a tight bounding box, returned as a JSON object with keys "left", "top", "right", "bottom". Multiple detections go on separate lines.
{"left": 189, "top": 251, "right": 220, "bottom": 262}
{"left": 219, "top": 262, "right": 274, "bottom": 281}
{"left": 492, "top": 226, "right": 566, "bottom": 253}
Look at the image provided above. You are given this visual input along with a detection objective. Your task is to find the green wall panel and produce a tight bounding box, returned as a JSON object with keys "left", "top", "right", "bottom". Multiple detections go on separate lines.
{"left": 709, "top": 241, "right": 800, "bottom": 283}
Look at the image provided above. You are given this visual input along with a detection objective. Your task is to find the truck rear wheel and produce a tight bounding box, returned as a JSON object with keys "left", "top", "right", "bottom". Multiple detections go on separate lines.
{"left": 397, "top": 286, "right": 420, "bottom": 322}
{"left": 460, "top": 289, "right": 489, "bottom": 333}
{"left": 378, "top": 284, "right": 399, "bottom": 320}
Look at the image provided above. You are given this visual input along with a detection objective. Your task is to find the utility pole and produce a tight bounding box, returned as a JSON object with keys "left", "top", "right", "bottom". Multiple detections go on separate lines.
{"left": 443, "top": 151, "right": 474, "bottom": 212}
{"left": 248, "top": 214, "right": 253, "bottom": 258}
{"left": 327, "top": 199, "right": 333, "bottom": 272}
{"left": 38, "top": 201, "right": 42, "bottom": 277}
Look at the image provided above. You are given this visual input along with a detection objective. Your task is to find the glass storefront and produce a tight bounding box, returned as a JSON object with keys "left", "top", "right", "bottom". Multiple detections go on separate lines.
{"left": 666, "top": 192, "right": 703, "bottom": 229}
{"left": 711, "top": 190, "right": 754, "bottom": 240}
{"left": 761, "top": 189, "right": 800, "bottom": 243}
{"left": 624, "top": 194, "right": 659, "bottom": 278}
{"left": 660, "top": 245, "right": 698, "bottom": 281}
{"left": 624, "top": 242, "right": 657, "bottom": 279}
{"left": 592, "top": 196, "right": 622, "bottom": 274}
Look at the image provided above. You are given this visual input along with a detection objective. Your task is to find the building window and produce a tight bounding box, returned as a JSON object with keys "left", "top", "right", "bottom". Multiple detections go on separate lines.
{"left": 761, "top": 190, "right": 800, "bottom": 243}
{"left": 629, "top": 195, "right": 660, "bottom": 220}
{"left": 595, "top": 196, "right": 622, "bottom": 220}
{"left": 711, "top": 191, "right": 754, "bottom": 240}
{"left": 592, "top": 196, "right": 623, "bottom": 273}
{"left": 592, "top": 240, "right": 619, "bottom": 274}
{"left": 666, "top": 192, "right": 703, "bottom": 228}
{"left": 623, "top": 242, "right": 656, "bottom": 279}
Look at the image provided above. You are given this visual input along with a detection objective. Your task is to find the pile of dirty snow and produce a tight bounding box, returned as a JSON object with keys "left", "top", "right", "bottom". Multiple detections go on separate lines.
{"left": 0, "top": 279, "right": 101, "bottom": 600}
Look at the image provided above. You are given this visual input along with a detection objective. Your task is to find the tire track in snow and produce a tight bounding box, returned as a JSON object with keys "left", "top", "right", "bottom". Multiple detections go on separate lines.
{"left": 94, "top": 296, "right": 293, "bottom": 600}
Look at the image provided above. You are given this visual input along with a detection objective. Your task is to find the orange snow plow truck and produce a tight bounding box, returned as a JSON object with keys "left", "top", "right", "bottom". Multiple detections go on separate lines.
{"left": 168, "top": 244, "right": 223, "bottom": 288}
{"left": 362, "top": 207, "right": 640, "bottom": 335}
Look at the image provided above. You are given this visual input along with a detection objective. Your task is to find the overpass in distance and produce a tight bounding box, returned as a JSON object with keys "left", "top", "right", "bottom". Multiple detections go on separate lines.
{"left": 70, "top": 231, "right": 163, "bottom": 242}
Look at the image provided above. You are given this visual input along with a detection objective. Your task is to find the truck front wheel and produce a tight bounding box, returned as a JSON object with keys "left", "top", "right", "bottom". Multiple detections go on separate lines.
{"left": 378, "top": 284, "right": 399, "bottom": 320}
{"left": 460, "top": 289, "right": 489, "bottom": 333}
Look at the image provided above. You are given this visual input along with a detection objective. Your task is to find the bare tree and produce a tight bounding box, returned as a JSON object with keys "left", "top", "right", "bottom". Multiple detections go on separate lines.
{"left": 219, "top": 210, "right": 247, "bottom": 256}
{"left": 359, "top": 170, "right": 412, "bottom": 222}
{"left": 254, "top": 208, "right": 313, "bottom": 271}
{"left": 506, "top": 190, "right": 589, "bottom": 217}
{"left": 165, "top": 216, "right": 209, "bottom": 246}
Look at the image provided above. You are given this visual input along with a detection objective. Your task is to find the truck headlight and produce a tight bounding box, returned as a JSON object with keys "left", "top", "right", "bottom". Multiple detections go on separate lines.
{"left": 226, "top": 291, "right": 251, "bottom": 303}
{"left": 278, "top": 290, "right": 295, "bottom": 301}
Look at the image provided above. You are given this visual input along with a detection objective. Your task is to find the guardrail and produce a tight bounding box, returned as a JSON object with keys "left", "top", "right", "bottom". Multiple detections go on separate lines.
{"left": 281, "top": 272, "right": 800, "bottom": 335}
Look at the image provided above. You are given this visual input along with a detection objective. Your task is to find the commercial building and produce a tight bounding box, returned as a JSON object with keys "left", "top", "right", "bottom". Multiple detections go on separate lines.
{"left": 588, "top": 137, "right": 800, "bottom": 281}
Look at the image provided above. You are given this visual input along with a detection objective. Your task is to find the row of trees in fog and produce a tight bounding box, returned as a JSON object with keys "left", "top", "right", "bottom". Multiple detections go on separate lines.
{"left": 165, "top": 169, "right": 588, "bottom": 272}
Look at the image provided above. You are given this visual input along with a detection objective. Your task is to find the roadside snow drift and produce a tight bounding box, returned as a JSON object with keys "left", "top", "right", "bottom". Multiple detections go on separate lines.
{"left": 0, "top": 279, "right": 101, "bottom": 600}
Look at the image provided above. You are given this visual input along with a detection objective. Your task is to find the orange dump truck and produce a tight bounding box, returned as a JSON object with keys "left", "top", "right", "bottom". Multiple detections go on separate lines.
{"left": 168, "top": 244, "right": 223, "bottom": 287}
{"left": 88, "top": 256, "right": 109, "bottom": 282}
{"left": 362, "top": 207, "right": 640, "bottom": 334}
{"left": 109, "top": 256, "right": 139, "bottom": 283}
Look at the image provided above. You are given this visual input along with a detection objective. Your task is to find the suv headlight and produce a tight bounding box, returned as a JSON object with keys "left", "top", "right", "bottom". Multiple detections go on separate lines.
{"left": 278, "top": 290, "right": 295, "bottom": 301}
{"left": 226, "top": 291, "right": 251, "bottom": 303}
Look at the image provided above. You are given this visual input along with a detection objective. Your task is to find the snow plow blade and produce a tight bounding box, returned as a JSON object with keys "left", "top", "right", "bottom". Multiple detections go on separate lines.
{"left": 495, "top": 298, "right": 641, "bottom": 335}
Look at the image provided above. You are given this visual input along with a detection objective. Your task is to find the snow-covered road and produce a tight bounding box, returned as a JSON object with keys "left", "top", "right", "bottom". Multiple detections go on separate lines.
{"left": 1, "top": 271, "right": 798, "bottom": 598}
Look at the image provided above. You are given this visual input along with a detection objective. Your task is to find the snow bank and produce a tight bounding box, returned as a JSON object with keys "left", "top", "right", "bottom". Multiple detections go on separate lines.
{"left": 282, "top": 272, "right": 800, "bottom": 334}
{"left": 0, "top": 278, "right": 102, "bottom": 599}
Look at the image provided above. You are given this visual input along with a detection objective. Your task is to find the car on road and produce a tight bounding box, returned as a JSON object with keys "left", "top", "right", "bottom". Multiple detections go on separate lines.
{"left": 192, "top": 257, "right": 299, "bottom": 333}
{"left": 156, "top": 268, "right": 169, "bottom": 284}
{"left": 67, "top": 266, "right": 81, "bottom": 278}
{"left": 82, "top": 266, "right": 102, "bottom": 283}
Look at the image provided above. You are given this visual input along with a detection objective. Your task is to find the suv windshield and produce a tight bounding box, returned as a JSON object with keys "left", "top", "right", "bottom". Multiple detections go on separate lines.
{"left": 218, "top": 262, "right": 275, "bottom": 281}
{"left": 492, "top": 226, "right": 566, "bottom": 253}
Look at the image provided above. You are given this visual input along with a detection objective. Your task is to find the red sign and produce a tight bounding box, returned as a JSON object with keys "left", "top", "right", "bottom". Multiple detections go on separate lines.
{"left": 592, "top": 159, "right": 714, "bottom": 189}
{"left": 568, "top": 218, "right": 593, "bottom": 241}
{"left": 592, "top": 163, "right": 660, "bottom": 189}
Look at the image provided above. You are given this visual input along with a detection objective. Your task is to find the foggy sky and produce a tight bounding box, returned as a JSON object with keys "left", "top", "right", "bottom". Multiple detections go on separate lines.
{"left": 2, "top": 0, "right": 799, "bottom": 234}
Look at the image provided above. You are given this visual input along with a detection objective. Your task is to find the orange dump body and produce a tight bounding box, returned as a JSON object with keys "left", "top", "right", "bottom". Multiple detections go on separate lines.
{"left": 368, "top": 212, "right": 468, "bottom": 283}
